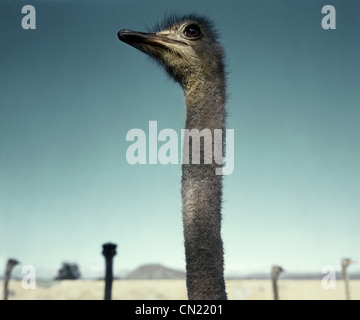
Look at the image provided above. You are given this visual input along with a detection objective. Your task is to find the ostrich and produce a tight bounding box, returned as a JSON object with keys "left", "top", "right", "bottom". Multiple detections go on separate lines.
{"left": 341, "top": 258, "right": 355, "bottom": 300}
{"left": 118, "top": 14, "right": 228, "bottom": 300}
{"left": 3, "top": 258, "right": 19, "bottom": 300}
{"left": 102, "top": 243, "right": 117, "bottom": 300}
{"left": 271, "top": 265, "right": 284, "bottom": 300}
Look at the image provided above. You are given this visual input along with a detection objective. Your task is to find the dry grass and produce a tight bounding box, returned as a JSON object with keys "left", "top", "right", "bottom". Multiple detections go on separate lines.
{"left": 2, "top": 279, "right": 360, "bottom": 300}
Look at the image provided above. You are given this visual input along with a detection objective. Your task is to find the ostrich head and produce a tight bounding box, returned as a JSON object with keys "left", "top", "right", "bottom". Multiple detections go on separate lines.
{"left": 271, "top": 265, "right": 284, "bottom": 279}
{"left": 117, "top": 14, "right": 226, "bottom": 90}
{"left": 342, "top": 258, "right": 355, "bottom": 269}
{"left": 6, "top": 259, "right": 19, "bottom": 273}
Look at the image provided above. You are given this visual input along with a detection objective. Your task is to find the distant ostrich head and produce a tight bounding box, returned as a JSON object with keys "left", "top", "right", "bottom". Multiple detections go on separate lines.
{"left": 6, "top": 259, "right": 19, "bottom": 271}
{"left": 271, "top": 265, "right": 284, "bottom": 279}
{"left": 342, "top": 258, "right": 355, "bottom": 269}
{"left": 117, "top": 14, "right": 225, "bottom": 89}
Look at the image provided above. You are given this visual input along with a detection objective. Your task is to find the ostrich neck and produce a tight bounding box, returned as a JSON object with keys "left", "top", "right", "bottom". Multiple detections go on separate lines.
{"left": 343, "top": 265, "right": 350, "bottom": 300}
{"left": 181, "top": 72, "right": 227, "bottom": 300}
{"left": 184, "top": 73, "right": 226, "bottom": 130}
{"left": 272, "top": 275, "right": 279, "bottom": 300}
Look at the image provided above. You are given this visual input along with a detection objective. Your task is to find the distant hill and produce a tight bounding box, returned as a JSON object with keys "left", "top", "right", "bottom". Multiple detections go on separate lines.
{"left": 227, "top": 272, "right": 360, "bottom": 280}
{"left": 125, "top": 264, "right": 185, "bottom": 280}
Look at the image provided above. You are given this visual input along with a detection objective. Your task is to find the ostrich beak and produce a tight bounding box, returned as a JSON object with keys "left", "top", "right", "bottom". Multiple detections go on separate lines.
{"left": 117, "top": 29, "right": 187, "bottom": 48}
{"left": 118, "top": 29, "right": 152, "bottom": 43}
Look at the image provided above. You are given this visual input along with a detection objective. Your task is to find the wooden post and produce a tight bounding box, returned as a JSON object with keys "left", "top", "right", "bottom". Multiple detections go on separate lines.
{"left": 102, "top": 243, "right": 117, "bottom": 300}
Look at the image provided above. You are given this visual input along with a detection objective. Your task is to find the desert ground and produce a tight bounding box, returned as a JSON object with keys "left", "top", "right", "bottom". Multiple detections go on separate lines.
{"left": 2, "top": 279, "right": 360, "bottom": 300}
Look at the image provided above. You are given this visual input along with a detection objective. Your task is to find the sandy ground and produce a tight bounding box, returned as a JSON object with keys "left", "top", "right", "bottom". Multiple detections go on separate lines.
{"left": 2, "top": 279, "right": 360, "bottom": 300}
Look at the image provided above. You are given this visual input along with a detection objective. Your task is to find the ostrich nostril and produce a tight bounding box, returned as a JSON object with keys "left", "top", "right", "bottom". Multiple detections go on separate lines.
{"left": 117, "top": 29, "right": 127, "bottom": 41}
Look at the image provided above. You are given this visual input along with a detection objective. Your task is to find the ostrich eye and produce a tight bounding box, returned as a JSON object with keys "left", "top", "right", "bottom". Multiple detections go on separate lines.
{"left": 184, "top": 24, "right": 201, "bottom": 38}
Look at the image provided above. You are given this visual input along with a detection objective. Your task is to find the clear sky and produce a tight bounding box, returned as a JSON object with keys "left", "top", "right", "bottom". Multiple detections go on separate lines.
{"left": 1, "top": 0, "right": 359, "bottom": 279}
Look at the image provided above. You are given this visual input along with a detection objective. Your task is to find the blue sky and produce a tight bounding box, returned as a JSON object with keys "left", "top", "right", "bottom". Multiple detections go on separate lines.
{"left": 1, "top": 0, "right": 359, "bottom": 279}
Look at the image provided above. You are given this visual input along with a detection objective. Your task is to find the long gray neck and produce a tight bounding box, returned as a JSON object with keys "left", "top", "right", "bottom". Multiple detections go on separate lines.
{"left": 343, "top": 265, "right": 350, "bottom": 300}
{"left": 181, "top": 71, "right": 227, "bottom": 300}
{"left": 272, "top": 275, "right": 279, "bottom": 300}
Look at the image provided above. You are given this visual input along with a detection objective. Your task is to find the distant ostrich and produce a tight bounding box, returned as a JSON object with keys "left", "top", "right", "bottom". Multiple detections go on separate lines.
{"left": 271, "top": 265, "right": 284, "bottom": 300}
{"left": 341, "top": 258, "right": 355, "bottom": 300}
{"left": 118, "top": 14, "right": 228, "bottom": 299}
{"left": 102, "top": 243, "right": 117, "bottom": 300}
{"left": 3, "top": 259, "right": 19, "bottom": 300}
